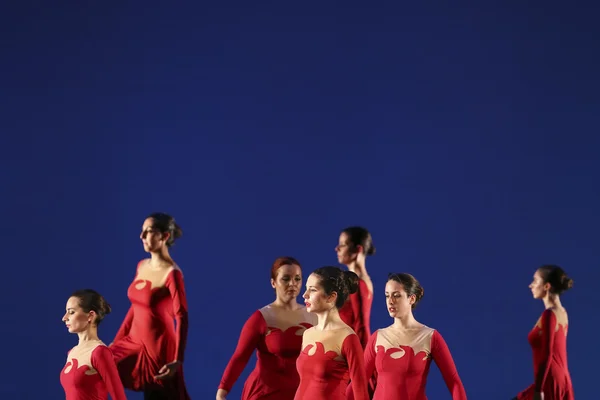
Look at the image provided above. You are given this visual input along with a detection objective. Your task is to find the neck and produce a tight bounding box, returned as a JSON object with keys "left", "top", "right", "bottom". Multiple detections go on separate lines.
{"left": 543, "top": 293, "right": 561, "bottom": 309}
{"left": 272, "top": 297, "right": 299, "bottom": 311}
{"left": 392, "top": 311, "right": 418, "bottom": 329}
{"left": 346, "top": 258, "right": 366, "bottom": 276}
{"left": 77, "top": 327, "right": 99, "bottom": 344}
{"left": 150, "top": 248, "right": 173, "bottom": 266}
{"left": 315, "top": 307, "right": 343, "bottom": 330}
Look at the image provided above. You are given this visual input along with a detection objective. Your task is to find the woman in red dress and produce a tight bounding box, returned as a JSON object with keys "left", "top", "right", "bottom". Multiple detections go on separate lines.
{"left": 216, "top": 257, "right": 317, "bottom": 400}
{"left": 110, "top": 212, "right": 190, "bottom": 400}
{"left": 60, "top": 289, "right": 127, "bottom": 400}
{"left": 335, "top": 226, "right": 375, "bottom": 349}
{"left": 294, "top": 266, "right": 369, "bottom": 400}
{"left": 514, "top": 265, "right": 575, "bottom": 400}
{"left": 353, "top": 273, "right": 466, "bottom": 400}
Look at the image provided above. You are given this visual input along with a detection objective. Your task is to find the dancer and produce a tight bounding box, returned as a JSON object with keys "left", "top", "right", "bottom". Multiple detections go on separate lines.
{"left": 60, "top": 289, "right": 127, "bottom": 400}
{"left": 352, "top": 273, "right": 466, "bottom": 400}
{"left": 294, "top": 266, "right": 369, "bottom": 400}
{"left": 111, "top": 212, "right": 190, "bottom": 400}
{"left": 216, "top": 257, "right": 317, "bottom": 400}
{"left": 513, "top": 265, "right": 574, "bottom": 400}
{"left": 335, "top": 226, "right": 374, "bottom": 348}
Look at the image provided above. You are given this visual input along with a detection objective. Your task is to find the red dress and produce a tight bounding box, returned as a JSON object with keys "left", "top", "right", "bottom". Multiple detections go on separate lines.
{"left": 111, "top": 261, "right": 190, "bottom": 399}
{"left": 60, "top": 341, "right": 127, "bottom": 400}
{"left": 219, "top": 305, "right": 317, "bottom": 400}
{"left": 515, "top": 309, "right": 574, "bottom": 400}
{"left": 294, "top": 328, "right": 369, "bottom": 400}
{"left": 339, "top": 279, "right": 372, "bottom": 349}
{"left": 354, "top": 326, "right": 466, "bottom": 400}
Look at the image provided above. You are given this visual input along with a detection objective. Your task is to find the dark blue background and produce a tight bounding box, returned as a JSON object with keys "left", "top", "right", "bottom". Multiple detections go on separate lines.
{"left": 2, "top": 2, "right": 598, "bottom": 399}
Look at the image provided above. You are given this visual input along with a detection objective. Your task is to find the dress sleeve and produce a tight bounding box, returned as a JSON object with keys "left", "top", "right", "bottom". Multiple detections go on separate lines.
{"left": 346, "top": 331, "right": 378, "bottom": 400}
{"left": 91, "top": 345, "right": 127, "bottom": 400}
{"left": 534, "top": 309, "right": 557, "bottom": 392}
{"left": 342, "top": 333, "right": 369, "bottom": 400}
{"left": 113, "top": 307, "right": 134, "bottom": 343}
{"left": 352, "top": 280, "right": 373, "bottom": 348}
{"left": 218, "top": 310, "right": 267, "bottom": 392}
{"left": 166, "top": 268, "right": 189, "bottom": 363}
{"left": 431, "top": 330, "right": 467, "bottom": 400}
{"left": 113, "top": 261, "right": 143, "bottom": 343}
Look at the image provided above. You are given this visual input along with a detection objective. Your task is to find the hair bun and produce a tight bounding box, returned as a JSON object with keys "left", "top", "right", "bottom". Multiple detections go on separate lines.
{"left": 342, "top": 270, "right": 359, "bottom": 295}
{"left": 561, "top": 275, "right": 574, "bottom": 291}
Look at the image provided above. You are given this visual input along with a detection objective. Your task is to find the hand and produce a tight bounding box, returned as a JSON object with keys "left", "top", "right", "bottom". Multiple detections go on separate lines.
{"left": 216, "top": 388, "right": 228, "bottom": 400}
{"left": 533, "top": 392, "right": 544, "bottom": 400}
{"left": 154, "top": 360, "right": 181, "bottom": 380}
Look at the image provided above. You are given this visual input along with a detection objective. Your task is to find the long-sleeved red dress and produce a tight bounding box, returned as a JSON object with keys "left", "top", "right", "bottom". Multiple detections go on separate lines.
{"left": 339, "top": 279, "right": 372, "bottom": 349}
{"left": 111, "top": 260, "right": 190, "bottom": 399}
{"left": 60, "top": 341, "right": 127, "bottom": 400}
{"left": 515, "top": 308, "right": 574, "bottom": 400}
{"left": 294, "top": 327, "right": 369, "bottom": 400}
{"left": 218, "top": 305, "right": 317, "bottom": 400}
{"left": 349, "top": 326, "right": 466, "bottom": 400}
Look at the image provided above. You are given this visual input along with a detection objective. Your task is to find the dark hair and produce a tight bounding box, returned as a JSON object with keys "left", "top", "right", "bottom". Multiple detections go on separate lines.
{"left": 71, "top": 289, "right": 112, "bottom": 326}
{"left": 312, "top": 266, "right": 359, "bottom": 308}
{"left": 271, "top": 256, "right": 302, "bottom": 280}
{"left": 387, "top": 273, "right": 424, "bottom": 309}
{"left": 342, "top": 226, "right": 376, "bottom": 256}
{"left": 537, "top": 265, "right": 573, "bottom": 295}
{"left": 147, "top": 212, "right": 182, "bottom": 247}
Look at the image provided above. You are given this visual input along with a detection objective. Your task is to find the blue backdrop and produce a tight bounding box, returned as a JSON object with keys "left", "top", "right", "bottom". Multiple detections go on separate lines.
{"left": 2, "top": 2, "right": 598, "bottom": 399}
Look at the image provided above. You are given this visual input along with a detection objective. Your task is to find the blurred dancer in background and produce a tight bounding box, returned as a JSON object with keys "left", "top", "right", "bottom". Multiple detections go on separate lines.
{"left": 60, "top": 289, "right": 127, "bottom": 400}
{"left": 513, "top": 265, "right": 574, "bottom": 400}
{"left": 216, "top": 256, "right": 317, "bottom": 400}
{"left": 110, "top": 212, "right": 190, "bottom": 400}
{"left": 335, "top": 226, "right": 375, "bottom": 349}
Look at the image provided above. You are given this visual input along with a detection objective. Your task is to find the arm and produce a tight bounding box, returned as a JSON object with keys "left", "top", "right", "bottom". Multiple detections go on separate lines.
{"left": 342, "top": 334, "right": 370, "bottom": 400}
{"left": 535, "top": 309, "right": 557, "bottom": 393}
{"left": 166, "top": 269, "right": 189, "bottom": 363}
{"left": 353, "top": 280, "right": 373, "bottom": 348}
{"left": 91, "top": 346, "right": 127, "bottom": 400}
{"left": 218, "top": 310, "right": 267, "bottom": 393}
{"left": 346, "top": 331, "right": 378, "bottom": 400}
{"left": 113, "top": 306, "right": 134, "bottom": 343}
{"left": 431, "top": 330, "right": 467, "bottom": 400}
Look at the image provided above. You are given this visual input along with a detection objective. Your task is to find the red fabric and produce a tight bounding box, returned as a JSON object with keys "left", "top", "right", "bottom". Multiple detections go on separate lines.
{"left": 219, "top": 309, "right": 314, "bottom": 399}
{"left": 294, "top": 334, "right": 369, "bottom": 400}
{"left": 515, "top": 310, "right": 574, "bottom": 400}
{"left": 111, "top": 261, "right": 190, "bottom": 399}
{"left": 339, "top": 280, "right": 372, "bottom": 349}
{"left": 349, "top": 330, "right": 466, "bottom": 400}
{"left": 60, "top": 344, "right": 127, "bottom": 400}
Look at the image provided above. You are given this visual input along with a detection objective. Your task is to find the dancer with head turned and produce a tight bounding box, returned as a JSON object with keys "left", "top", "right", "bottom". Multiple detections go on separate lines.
{"left": 110, "top": 212, "right": 190, "bottom": 400}
{"left": 60, "top": 289, "right": 127, "bottom": 400}
{"left": 349, "top": 273, "right": 466, "bottom": 400}
{"left": 294, "top": 266, "right": 369, "bottom": 400}
{"left": 513, "top": 265, "right": 574, "bottom": 400}
{"left": 335, "top": 226, "right": 375, "bottom": 349}
{"left": 216, "top": 256, "right": 317, "bottom": 400}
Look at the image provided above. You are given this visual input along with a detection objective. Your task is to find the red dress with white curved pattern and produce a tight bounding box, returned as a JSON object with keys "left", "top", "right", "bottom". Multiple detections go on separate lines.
{"left": 357, "top": 326, "right": 466, "bottom": 400}
{"left": 219, "top": 305, "right": 317, "bottom": 400}
{"left": 294, "top": 328, "right": 369, "bottom": 400}
{"left": 110, "top": 260, "right": 190, "bottom": 399}
{"left": 515, "top": 309, "right": 574, "bottom": 400}
{"left": 60, "top": 342, "right": 127, "bottom": 400}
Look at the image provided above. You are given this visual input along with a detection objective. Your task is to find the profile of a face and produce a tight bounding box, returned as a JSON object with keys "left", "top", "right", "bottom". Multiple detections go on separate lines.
{"left": 529, "top": 271, "right": 550, "bottom": 299}
{"left": 62, "top": 296, "right": 93, "bottom": 334}
{"left": 140, "top": 218, "right": 167, "bottom": 252}
{"left": 335, "top": 233, "right": 356, "bottom": 264}
{"left": 303, "top": 274, "right": 334, "bottom": 313}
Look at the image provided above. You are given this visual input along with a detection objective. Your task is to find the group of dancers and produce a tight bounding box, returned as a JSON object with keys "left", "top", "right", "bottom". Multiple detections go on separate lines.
{"left": 59, "top": 212, "right": 575, "bottom": 400}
